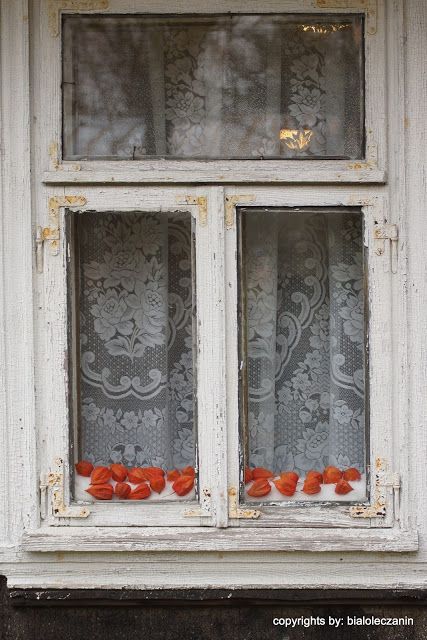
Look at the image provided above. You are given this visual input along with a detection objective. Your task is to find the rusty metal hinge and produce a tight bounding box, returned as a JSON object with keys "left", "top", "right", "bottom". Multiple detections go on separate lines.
{"left": 36, "top": 195, "right": 86, "bottom": 272}
{"left": 228, "top": 487, "right": 261, "bottom": 519}
{"left": 373, "top": 223, "right": 399, "bottom": 274}
{"left": 225, "top": 195, "right": 255, "bottom": 229}
{"left": 350, "top": 458, "right": 400, "bottom": 520}
{"left": 40, "top": 458, "right": 90, "bottom": 520}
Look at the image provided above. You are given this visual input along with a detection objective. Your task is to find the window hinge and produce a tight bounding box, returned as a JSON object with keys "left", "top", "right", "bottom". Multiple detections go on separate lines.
{"left": 36, "top": 195, "right": 86, "bottom": 272}
{"left": 40, "top": 458, "right": 90, "bottom": 520}
{"left": 225, "top": 195, "right": 255, "bottom": 229}
{"left": 373, "top": 223, "right": 399, "bottom": 274}
{"left": 350, "top": 458, "right": 400, "bottom": 521}
{"left": 228, "top": 487, "right": 261, "bottom": 519}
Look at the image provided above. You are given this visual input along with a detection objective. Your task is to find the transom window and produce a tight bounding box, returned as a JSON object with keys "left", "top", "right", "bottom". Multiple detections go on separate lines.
{"left": 62, "top": 14, "right": 364, "bottom": 160}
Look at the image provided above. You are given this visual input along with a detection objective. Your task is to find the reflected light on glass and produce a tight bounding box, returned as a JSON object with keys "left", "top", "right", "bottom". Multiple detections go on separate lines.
{"left": 300, "top": 23, "right": 351, "bottom": 34}
{"left": 279, "top": 128, "right": 313, "bottom": 151}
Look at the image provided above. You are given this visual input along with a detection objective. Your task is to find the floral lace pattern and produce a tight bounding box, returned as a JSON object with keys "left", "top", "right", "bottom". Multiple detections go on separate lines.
{"left": 244, "top": 211, "right": 365, "bottom": 476}
{"left": 63, "top": 15, "right": 362, "bottom": 160}
{"left": 76, "top": 212, "right": 195, "bottom": 470}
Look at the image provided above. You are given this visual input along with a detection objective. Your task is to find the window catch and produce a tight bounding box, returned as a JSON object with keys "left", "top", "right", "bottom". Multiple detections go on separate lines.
{"left": 373, "top": 223, "right": 398, "bottom": 273}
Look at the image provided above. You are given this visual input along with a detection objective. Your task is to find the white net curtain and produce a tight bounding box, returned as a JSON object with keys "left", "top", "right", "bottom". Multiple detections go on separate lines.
{"left": 74, "top": 211, "right": 195, "bottom": 471}
{"left": 242, "top": 209, "right": 366, "bottom": 477}
{"left": 62, "top": 14, "right": 363, "bottom": 160}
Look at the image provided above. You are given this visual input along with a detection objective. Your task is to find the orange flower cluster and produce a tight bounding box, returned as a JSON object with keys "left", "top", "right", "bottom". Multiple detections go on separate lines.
{"left": 245, "top": 466, "right": 361, "bottom": 498}
{"left": 75, "top": 461, "right": 195, "bottom": 500}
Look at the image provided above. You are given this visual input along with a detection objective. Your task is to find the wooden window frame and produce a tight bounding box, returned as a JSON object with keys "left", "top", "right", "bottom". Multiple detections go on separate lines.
{"left": 0, "top": 0, "right": 415, "bottom": 561}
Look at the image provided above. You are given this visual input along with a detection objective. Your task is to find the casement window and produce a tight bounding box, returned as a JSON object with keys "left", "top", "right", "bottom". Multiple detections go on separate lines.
{"left": 18, "top": 0, "right": 416, "bottom": 555}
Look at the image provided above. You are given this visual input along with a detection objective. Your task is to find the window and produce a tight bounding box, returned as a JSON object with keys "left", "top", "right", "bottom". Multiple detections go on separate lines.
{"left": 20, "top": 0, "right": 415, "bottom": 555}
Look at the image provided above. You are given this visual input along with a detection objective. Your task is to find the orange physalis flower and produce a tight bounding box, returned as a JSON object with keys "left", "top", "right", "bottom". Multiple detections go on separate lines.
{"left": 110, "top": 463, "right": 127, "bottom": 482}
{"left": 172, "top": 475, "right": 194, "bottom": 496}
{"left": 274, "top": 478, "right": 296, "bottom": 497}
{"left": 302, "top": 478, "right": 321, "bottom": 495}
{"left": 252, "top": 467, "right": 274, "bottom": 479}
{"left": 129, "top": 483, "right": 151, "bottom": 500}
{"left": 114, "top": 482, "right": 131, "bottom": 499}
{"left": 244, "top": 467, "right": 253, "bottom": 484}
{"left": 322, "top": 466, "right": 342, "bottom": 484}
{"left": 247, "top": 479, "right": 272, "bottom": 497}
{"left": 343, "top": 468, "right": 361, "bottom": 481}
{"left": 86, "top": 483, "right": 113, "bottom": 500}
{"left": 150, "top": 475, "right": 166, "bottom": 494}
{"left": 335, "top": 479, "right": 354, "bottom": 495}
{"left": 306, "top": 470, "right": 323, "bottom": 484}
{"left": 167, "top": 469, "right": 181, "bottom": 482}
{"left": 90, "top": 466, "right": 112, "bottom": 485}
{"left": 75, "top": 460, "right": 93, "bottom": 477}
{"left": 280, "top": 471, "right": 299, "bottom": 484}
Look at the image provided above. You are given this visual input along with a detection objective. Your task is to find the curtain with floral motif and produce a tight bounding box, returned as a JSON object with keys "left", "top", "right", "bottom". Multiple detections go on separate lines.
{"left": 244, "top": 210, "right": 365, "bottom": 476}
{"left": 75, "top": 212, "right": 195, "bottom": 471}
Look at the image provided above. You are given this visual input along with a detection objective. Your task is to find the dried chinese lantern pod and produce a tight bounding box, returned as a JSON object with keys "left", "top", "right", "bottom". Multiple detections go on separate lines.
{"left": 110, "top": 463, "right": 127, "bottom": 482}
{"left": 75, "top": 460, "right": 94, "bottom": 477}
{"left": 150, "top": 475, "right": 166, "bottom": 494}
{"left": 247, "top": 479, "right": 272, "bottom": 497}
{"left": 280, "top": 471, "right": 299, "bottom": 484}
{"left": 252, "top": 467, "right": 274, "bottom": 479}
{"left": 274, "top": 478, "right": 296, "bottom": 497}
{"left": 86, "top": 483, "right": 113, "bottom": 500}
{"left": 114, "top": 482, "right": 131, "bottom": 499}
{"left": 181, "top": 466, "right": 195, "bottom": 478}
{"left": 343, "top": 467, "right": 362, "bottom": 481}
{"left": 127, "top": 467, "right": 146, "bottom": 484}
{"left": 172, "top": 475, "right": 194, "bottom": 496}
{"left": 302, "top": 478, "right": 321, "bottom": 495}
{"left": 129, "top": 483, "right": 151, "bottom": 500}
{"left": 166, "top": 469, "right": 181, "bottom": 482}
{"left": 322, "top": 466, "right": 343, "bottom": 484}
{"left": 90, "top": 466, "right": 112, "bottom": 485}
{"left": 335, "top": 479, "right": 354, "bottom": 495}
{"left": 306, "top": 470, "right": 323, "bottom": 484}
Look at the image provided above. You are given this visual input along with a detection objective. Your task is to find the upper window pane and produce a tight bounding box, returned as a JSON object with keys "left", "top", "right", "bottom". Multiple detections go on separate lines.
{"left": 62, "top": 14, "right": 364, "bottom": 160}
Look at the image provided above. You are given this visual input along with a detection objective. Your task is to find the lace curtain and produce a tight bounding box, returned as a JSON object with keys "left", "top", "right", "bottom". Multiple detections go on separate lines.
{"left": 74, "top": 212, "right": 195, "bottom": 470}
{"left": 244, "top": 210, "right": 366, "bottom": 476}
{"left": 62, "top": 15, "right": 363, "bottom": 160}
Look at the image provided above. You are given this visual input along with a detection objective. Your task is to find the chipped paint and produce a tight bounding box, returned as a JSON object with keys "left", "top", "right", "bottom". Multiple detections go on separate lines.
{"left": 48, "top": 0, "right": 109, "bottom": 37}
{"left": 176, "top": 195, "right": 208, "bottom": 226}
{"left": 224, "top": 195, "right": 255, "bottom": 229}
{"left": 43, "top": 459, "right": 90, "bottom": 519}
{"left": 183, "top": 488, "right": 212, "bottom": 518}
{"left": 228, "top": 487, "right": 261, "bottom": 519}
{"left": 350, "top": 458, "right": 399, "bottom": 519}
{"left": 315, "top": 0, "right": 377, "bottom": 35}
{"left": 49, "top": 142, "right": 81, "bottom": 171}
{"left": 45, "top": 195, "right": 86, "bottom": 256}
{"left": 373, "top": 223, "right": 399, "bottom": 272}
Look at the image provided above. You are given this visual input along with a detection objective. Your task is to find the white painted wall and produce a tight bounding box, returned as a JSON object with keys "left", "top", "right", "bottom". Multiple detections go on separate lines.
{"left": 0, "top": 0, "right": 426, "bottom": 589}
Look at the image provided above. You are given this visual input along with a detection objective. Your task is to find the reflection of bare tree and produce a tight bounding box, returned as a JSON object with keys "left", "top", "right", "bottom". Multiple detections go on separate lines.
{"left": 63, "top": 15, "right": 363, "bottom": 160}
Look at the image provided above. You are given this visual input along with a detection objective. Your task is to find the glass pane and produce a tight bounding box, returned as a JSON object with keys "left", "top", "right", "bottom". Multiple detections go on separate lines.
{"left": 239, "top": 208, "right": 367, "bottom": 503}
{"left": 69, "top": 211, "right": 196, "bottom": 502}
{"left": 62, "top": 14, "right": 364, "bottom": 160}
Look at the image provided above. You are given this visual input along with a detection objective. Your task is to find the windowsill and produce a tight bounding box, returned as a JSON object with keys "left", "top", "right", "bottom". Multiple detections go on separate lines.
{"left": 21, "top": 526, "right": 418, "bottom": 553}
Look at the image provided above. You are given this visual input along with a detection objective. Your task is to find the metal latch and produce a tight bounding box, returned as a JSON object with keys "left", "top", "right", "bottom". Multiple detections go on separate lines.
{"left": 373, "top": 223, "right": 398, "bottom": 274}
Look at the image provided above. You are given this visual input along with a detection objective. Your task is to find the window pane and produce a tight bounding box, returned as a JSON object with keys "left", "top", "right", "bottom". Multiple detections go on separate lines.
{"left": 69, "top": 211, "right": 196, "bottom": 502}
{"left": 239, "top": 208, "right": 367, "bottom": 503}
{"left": 62, "top": 14, "right": 364, "bottom": 160}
